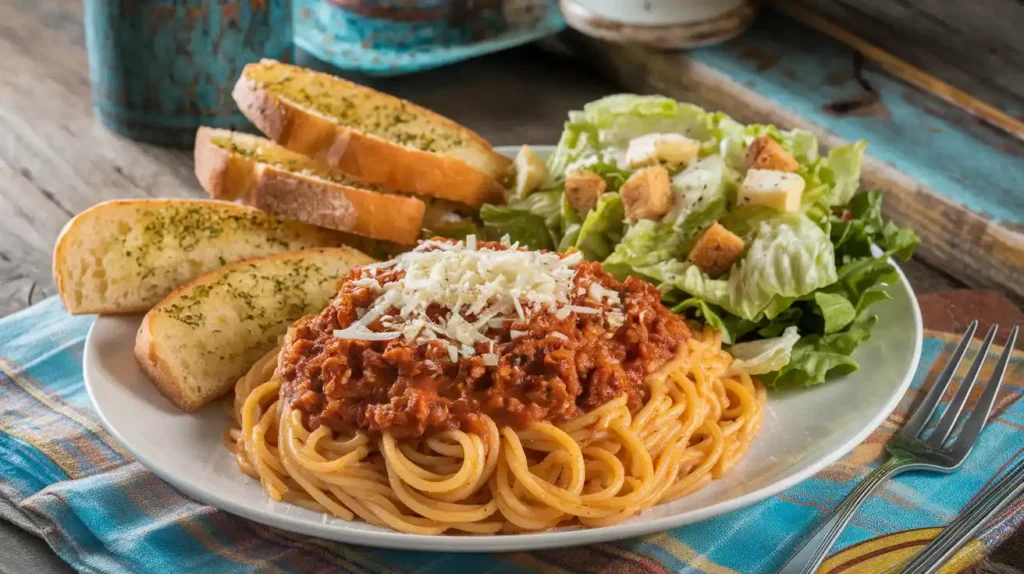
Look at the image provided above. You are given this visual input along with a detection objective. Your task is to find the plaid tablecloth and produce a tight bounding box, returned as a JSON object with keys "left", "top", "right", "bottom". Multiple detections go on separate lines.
{"left": 1, "top": 297, "right": 1022, "bottom": 573}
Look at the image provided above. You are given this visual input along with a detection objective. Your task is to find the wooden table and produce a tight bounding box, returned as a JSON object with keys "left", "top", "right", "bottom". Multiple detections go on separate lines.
{"left": 0, "top": 0, "right": 1018, "bottom": 572}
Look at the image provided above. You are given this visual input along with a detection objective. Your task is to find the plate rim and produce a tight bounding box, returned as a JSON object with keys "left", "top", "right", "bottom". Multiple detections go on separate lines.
{"left": 83, "top": 145, "right": 924, "bottom": 552}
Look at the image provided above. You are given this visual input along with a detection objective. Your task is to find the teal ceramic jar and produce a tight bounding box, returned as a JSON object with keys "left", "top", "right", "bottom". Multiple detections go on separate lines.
{"left": 84, "top": 0, "right": 294, "bottom": 148}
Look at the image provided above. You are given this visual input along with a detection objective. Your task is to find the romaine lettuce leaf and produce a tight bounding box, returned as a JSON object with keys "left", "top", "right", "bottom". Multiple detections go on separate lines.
{"left": 728, "top": 326, "right": 800, "bottom": 375}
{"left": 582, "top": 95, "right": 730, "bottom": 148}
{"left": 550, "top": 95, "right": 751, "bottom": 177}
{"left": 759, "top": 315, "right": 876, "bottom": 388}
{"left": 671, "top": 298, "right": 757, "bottom": 345}
{"left": 800, "top": 141, "right": 867, "bottom": 208}
{"left": 479, "top": 208, "right": 551, "bottom": 250}
{"left": 574, "top": 193, "right": 625, "bottom": 261}
{"left": 813, "top": 292, "right": 856, "bottom": 334}
{"left": 480, "top": 191, "right": 563, "bottom": 250}
{"left": 727, "top": 213, "right": 838, "bottom": 320}
{"left": 665, "top": 155, "right": 734, "bottom": 238}
{"left": 602, "top": 220, "right": 678, "bottom": 280}
{"left": 825, "top": 141, "right": 866, "bottom": 206}
{"left": 660, "top": 213, "right": 838, "bottom": 322}
{"left": 558, "top": 192, "right": 583, "bottom": 252}
{"left": 719, "top": 204, "right": 780, "bottom": 241}
{"left": 547, "top": 120, "right": 599, "bottom": 180}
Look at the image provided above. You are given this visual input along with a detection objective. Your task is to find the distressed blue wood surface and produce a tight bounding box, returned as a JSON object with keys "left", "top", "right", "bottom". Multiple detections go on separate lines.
{"left": 688, "top": 11, "right": 1024, "bottom": 225}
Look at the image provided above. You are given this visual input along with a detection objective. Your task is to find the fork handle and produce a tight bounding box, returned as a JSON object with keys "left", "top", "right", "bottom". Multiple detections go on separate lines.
{"left": 895, "top": 457, "right": 1024, "bottom": 574}
{"left": 778, "top": 456, "right": 912, "bottom": 574}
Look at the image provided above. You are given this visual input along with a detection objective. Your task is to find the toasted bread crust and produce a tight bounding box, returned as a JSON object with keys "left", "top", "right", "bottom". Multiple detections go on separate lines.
{"left": 233, "top": 63, "right": 509, "bottom": 207}
{"left": 53, "top": 216, "right": 74, "bottom": 314}
{"left": 250, "top": 168, "right": 426, "bottom": 244}
{"left": 195, "top": 127, "right": 426, "bottom": 244}
{"left": 135, "top": 247, "right": 375, "bottom": 412}
{"left": 134, "top": 314, "right": 199, "bottom": 411}
{"left": 194, "top": 127, "right": 254, "bottom": 201}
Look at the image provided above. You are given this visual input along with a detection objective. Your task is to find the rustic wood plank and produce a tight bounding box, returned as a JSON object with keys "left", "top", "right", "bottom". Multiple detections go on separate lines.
{"left": 0, "top": 0, "right": 622, "bottom": 319}
{"left": 563, "top": 18, "right": 1024, "bottom": 303}
{"left": 0, "top": 0, "right": 202, "bottom": 315}
{"left": 782, "top": 0, "right": 1024, "bottom": 120}
{"left": 775, "top": 2, "right": 1024, "bottom": 141}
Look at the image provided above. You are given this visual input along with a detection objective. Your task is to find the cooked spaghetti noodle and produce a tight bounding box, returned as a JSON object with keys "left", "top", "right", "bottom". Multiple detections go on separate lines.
{"left": 225, "top": 238, "right": 765, "bottom": 534}
{"left": 227, "top": 328, "right": 765, "bottom": 534}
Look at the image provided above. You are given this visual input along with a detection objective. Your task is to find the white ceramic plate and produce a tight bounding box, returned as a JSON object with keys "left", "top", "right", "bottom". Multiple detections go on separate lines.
{"left": 84, "top": 146, "right": 923, "bottom": 552}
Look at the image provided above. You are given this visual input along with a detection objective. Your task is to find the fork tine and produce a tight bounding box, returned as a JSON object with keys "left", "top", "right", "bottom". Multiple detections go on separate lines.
{"left": 899, "top": 320, "right": 978, "bottom": 440}
{"left": 927, "top": 324, "right": 999, "bottom": 448}
{"left": 948, "top": 326, "right": 1019, "bottom": 460}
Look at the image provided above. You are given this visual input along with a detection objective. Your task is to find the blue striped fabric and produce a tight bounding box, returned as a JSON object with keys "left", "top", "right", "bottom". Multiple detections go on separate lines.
{"left": 1, "top": 297, "right": 1022, "bottom": 574}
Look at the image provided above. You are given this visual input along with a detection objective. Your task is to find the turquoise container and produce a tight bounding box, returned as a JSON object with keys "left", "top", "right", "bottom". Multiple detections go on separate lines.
{"left": 84, "top": 0, "right": 294, "bottom": 148}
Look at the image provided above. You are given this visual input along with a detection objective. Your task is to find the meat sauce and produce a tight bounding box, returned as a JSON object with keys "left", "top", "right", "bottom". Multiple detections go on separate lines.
{"left": 278, "top": 241, "right": 690, "bottom": 438}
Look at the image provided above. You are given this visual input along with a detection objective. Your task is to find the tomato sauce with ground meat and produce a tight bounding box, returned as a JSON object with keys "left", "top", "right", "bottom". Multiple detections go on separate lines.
{"left": 277, "top": 241, "right": 690, "bottom": 439}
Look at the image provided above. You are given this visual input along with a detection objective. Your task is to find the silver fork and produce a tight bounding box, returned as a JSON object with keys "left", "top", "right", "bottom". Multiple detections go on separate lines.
{"left": 779, "top": 321, "right": 1019, "bottom": 574}
{"left": 893, "top": 448, "right": 1024, "bottom": 573}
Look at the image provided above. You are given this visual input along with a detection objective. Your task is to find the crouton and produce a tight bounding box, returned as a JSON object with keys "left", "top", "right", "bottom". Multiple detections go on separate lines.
{"left": 564, "top": 169, "right": 606, "bottom": 213}
{"left": 620, "top": 165, "right": 672, "bottom": 222}
{"left": 746, "top": 136, "right": 799, "bottom": 172}
{"left": 688, "top": 223, "right": 745, "bottom": 278}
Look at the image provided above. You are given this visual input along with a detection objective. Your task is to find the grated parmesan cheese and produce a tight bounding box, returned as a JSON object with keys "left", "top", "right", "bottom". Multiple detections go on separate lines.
{"left": 588, "top": 282, "right": 620, "bottom": 303}
{"left": 332, "top": 240, "right": 617, "bottom": 355}
{"left": 333, "top": 326, "right": 402, "bottom": 341}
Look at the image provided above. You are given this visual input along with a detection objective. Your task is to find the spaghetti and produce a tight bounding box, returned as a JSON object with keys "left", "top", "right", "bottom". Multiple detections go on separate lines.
{"left": 228, "top": 328, "right": 764, "bottom": 534}
{"left": 225, "top": 238, "right": 766, "bottom": 534}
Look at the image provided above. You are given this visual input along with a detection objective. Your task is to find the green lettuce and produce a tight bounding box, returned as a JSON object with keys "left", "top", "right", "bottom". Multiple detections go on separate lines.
{"left": 602, "top": 220, "right": 677, "bottom": 280}
{"left": 665, "top": 155, "right": 734, "bottom": 237}
{"left": 479, "top": 191, "right": 563, "bottom": 250}
{"left": 831, "top": 189, "right": 918, "bottom": 262}
{"left": 557, "top": 193, "right": 584, "bottom": 252}
{"left": 574, "top": 193, "right": 625, "bottom": 261}
{"left": 581, "top": 95, "right": 736, "bottom": 149}
{"left": 729, "top": 213, "right": 838, "bottom": 320}
{"left": 547, "top": 120, "right": 599, "bottom": 180}
{"left": 728, "top": 326, "right": 801, "bottom": 375}
{"left": 800, "top": 141, "right": 867, "bottom": 208}
{"left": 759, "top": 315, "right": 876, "bottom": 388}
{"left": 813, "top": 292, "right": 856, "bottom": 334}
{"left": 548, "top": 95, "right": 750, "bottom": 182}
